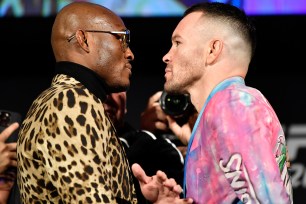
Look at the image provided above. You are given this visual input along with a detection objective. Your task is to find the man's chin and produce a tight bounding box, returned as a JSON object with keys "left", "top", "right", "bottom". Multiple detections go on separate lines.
{"left": 164, "top": 83, "right": 175, "bottom": 93}
{"left": 164, "top": 84, "right": 184, "bottom": 95}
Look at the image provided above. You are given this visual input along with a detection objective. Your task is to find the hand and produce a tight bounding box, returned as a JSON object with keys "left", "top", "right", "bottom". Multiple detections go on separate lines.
{"left": 167, "top": 116, "right": 192, "bottom": 145}
{"left": 132, "top": 163, "right": 167, "bottom": 202}
{"left": 140, "top": 91, "right": 169, "bottom": 133}
{"left": 160, "top": 179, "right": 193, "bottom": 204}
{"left": 131, "top": 163, "right": 193, "bottom": 204}
{"left": 0, "top": 189, "right": 11, "bottom": 204}
{"left": 165, "top": 106, "right": 198, "bottom": 145}
{"left": 0, "top": 122, "right": 19, "bottom": 174}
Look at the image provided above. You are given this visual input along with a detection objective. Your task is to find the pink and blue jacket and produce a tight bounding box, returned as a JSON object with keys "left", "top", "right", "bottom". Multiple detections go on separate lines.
{"left": 184, "top": 77, "right": 293, "bottom": 204}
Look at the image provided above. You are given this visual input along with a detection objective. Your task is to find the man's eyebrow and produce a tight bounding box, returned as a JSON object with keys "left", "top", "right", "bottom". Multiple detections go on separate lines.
{"left": 172, "top": 34, "right": 181, "bottom": 41}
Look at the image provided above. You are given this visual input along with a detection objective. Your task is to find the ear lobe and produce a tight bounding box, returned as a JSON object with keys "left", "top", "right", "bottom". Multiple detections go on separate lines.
{"left": 75, "top": 30, "right": 90, "bottom": 52}
{"left": 207, "top": 39, "right": 222, "bottom": 64}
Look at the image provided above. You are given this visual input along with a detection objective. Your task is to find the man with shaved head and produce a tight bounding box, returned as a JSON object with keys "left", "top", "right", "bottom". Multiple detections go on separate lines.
{"left": 16, "top": 2, "right": 191, "bottom": 204}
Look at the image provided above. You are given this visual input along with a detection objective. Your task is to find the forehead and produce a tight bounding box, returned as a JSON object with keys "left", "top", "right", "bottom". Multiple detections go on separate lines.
{"left": 90, "top": 10, "right": 126, "bottom": 30}
{"left": 173, "top": 12, "right": 204, "bottom": 36}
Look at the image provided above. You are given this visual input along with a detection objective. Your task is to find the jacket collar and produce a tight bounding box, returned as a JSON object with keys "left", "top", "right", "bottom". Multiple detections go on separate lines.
{"left": 55, "top": 61, "right": 109, "bottom": 102}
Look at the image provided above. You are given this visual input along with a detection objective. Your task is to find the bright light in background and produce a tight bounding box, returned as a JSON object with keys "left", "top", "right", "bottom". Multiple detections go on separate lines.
{"left": 244, "top": 0, "right": 306, "bottom": 15}
{"left": 1, "top": 0, "right": 306, "bottom": 17}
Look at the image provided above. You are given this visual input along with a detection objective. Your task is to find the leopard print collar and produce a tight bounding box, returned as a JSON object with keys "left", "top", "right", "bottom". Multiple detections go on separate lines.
{"left": 55, "top": 61, "right": 108, "bottom": 102}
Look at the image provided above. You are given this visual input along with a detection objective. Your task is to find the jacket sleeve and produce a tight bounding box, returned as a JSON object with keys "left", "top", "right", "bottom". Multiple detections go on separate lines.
{"left": 37, "top": 89, "right": 115, "bottom": 203}
{"left": 208, "top": 89, "right": 293, "bottom": 204}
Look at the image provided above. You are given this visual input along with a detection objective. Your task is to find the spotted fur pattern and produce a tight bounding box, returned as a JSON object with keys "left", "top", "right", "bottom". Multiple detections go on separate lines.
{"left": 17, "top": 74, "right": 137, "bottom": 203}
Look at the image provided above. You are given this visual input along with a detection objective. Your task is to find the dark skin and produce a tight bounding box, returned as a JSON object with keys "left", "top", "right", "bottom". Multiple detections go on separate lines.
{"left": 51, "top": 2, "right": 134, "bottom": 92}
{"left": 50, "top": 2, "right": 192, "bottom": 203}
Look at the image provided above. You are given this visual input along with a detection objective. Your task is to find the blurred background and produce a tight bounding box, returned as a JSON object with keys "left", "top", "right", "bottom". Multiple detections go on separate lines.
{"left": 1, "top": 0, "right": 306, "bottom": 203}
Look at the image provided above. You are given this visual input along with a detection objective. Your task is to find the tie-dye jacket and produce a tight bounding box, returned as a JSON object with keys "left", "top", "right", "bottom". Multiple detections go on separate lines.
{"left": 184, "top": 77, "right": 293, "bottom": 204}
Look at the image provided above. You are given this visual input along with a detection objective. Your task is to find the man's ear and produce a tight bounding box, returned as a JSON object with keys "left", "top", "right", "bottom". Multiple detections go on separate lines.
{"left": 75, "top": 30, "right": 90, "bottom": 52}
{"left": 206, "top": 39, "right": 223, "bottom": 64}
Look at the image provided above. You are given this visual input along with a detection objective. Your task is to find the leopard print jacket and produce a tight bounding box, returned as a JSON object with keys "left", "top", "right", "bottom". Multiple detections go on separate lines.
{"left": 17, "top": 74, "right": 137, "bottom": 203}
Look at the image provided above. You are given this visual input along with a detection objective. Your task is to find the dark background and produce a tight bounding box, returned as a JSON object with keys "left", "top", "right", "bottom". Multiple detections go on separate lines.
{"left": 1, "top": 15, "right": 306, "bottom": 203}
{"left": 1, "top": 15, "right": 306, "bottom": 126}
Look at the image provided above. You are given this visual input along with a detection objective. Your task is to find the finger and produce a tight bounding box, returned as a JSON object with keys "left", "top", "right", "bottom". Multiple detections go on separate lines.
{"left": 182, "top": 198, "right": 194, "bottom": 204}
{"left": 155, "top": 170, "right": 167, "bottom": 184}
{"left": 131, "top": 163, "right": 151, "bottom": 184}
{"left": 150, "top": 105, "right": 167, "bottom": 122}
{"left": 155, "top": 121, "right": 168, "bottom": 131}
{"left": 0, "top": 122, "right": 19, "bottom": 142}
{"left": 167, "top": 116, "right": 189, "bottom": 145}
{"left": 160, "top": 178, "right": 175, "bottom": 196}
{"left": 168, "top": 185, "right": 182, "bottom": 198}
{"left": 163, "top": 178, "right": 177, "bottom": 187}
{"left": 155, "top": 105, "right": 168, "bottom": 120}
{"left": 163, "top": 178, "right": 178, "bottom": 194}
{"left": 8, "top": 151, "right": 17, "bottom": 160}
{"left": 9, "top": 159, "right": 17, "bottom": 167}
{"left": 172, "top": 184, "right": 183, "bottom": 195}
{"left": 6, "top": 142, "right": 17, "bottom": 151}
{"left": 166, "top": 115, "right": 176, "bottom": 125}
{"left": 2, "top": 154, "right": 17, "bottom": 168}
{"left": 148, "top": 91, "right": 163, "bottom": 107}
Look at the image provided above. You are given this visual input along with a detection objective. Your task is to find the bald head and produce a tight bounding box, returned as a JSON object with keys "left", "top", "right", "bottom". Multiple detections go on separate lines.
{"left": 50, "top": 2, "right": 134, "bottom": 92}
{"left": 51, "top": 2, "right": 124, "bottom": 62}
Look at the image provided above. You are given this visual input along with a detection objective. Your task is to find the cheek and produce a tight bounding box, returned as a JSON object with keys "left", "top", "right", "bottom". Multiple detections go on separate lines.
{"left": 173, "top": 50, "right": 193, "bottom": 71}
{"left": 100, "top": 45, "right": 124, "bottom": 69}
{"left": 177, "top": 48, "right": 203, "bottom": 69}
{"left": 96, "top": 46, "right": 112, "bottom": 68}
{"left": 96, "top": 40, "right": 121, "bottom": 65}
{"left": 96, "top": 46, "right": 122, "bottom": 74}
{"left": 173, "top": 50, "right": 202, "bottom": 83}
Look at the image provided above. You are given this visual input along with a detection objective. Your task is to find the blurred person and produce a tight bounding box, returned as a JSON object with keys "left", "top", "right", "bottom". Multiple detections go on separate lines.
{"left": 140, "top": 91, "right": 169, "bottom": 134}
{"left": 103, "top": 91, "right": 185, "bottom": 203}
{"left": 0, "top": 122, "right": 19, "bottom": 204}
{"left": 133, "top": 2, "right": 293, "bottom": 204}
{"left": 17, "top": 2, "right": 191, "bottom": 203}
{"left": 140, "top": 91, "right": 197, "bottom": 150}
